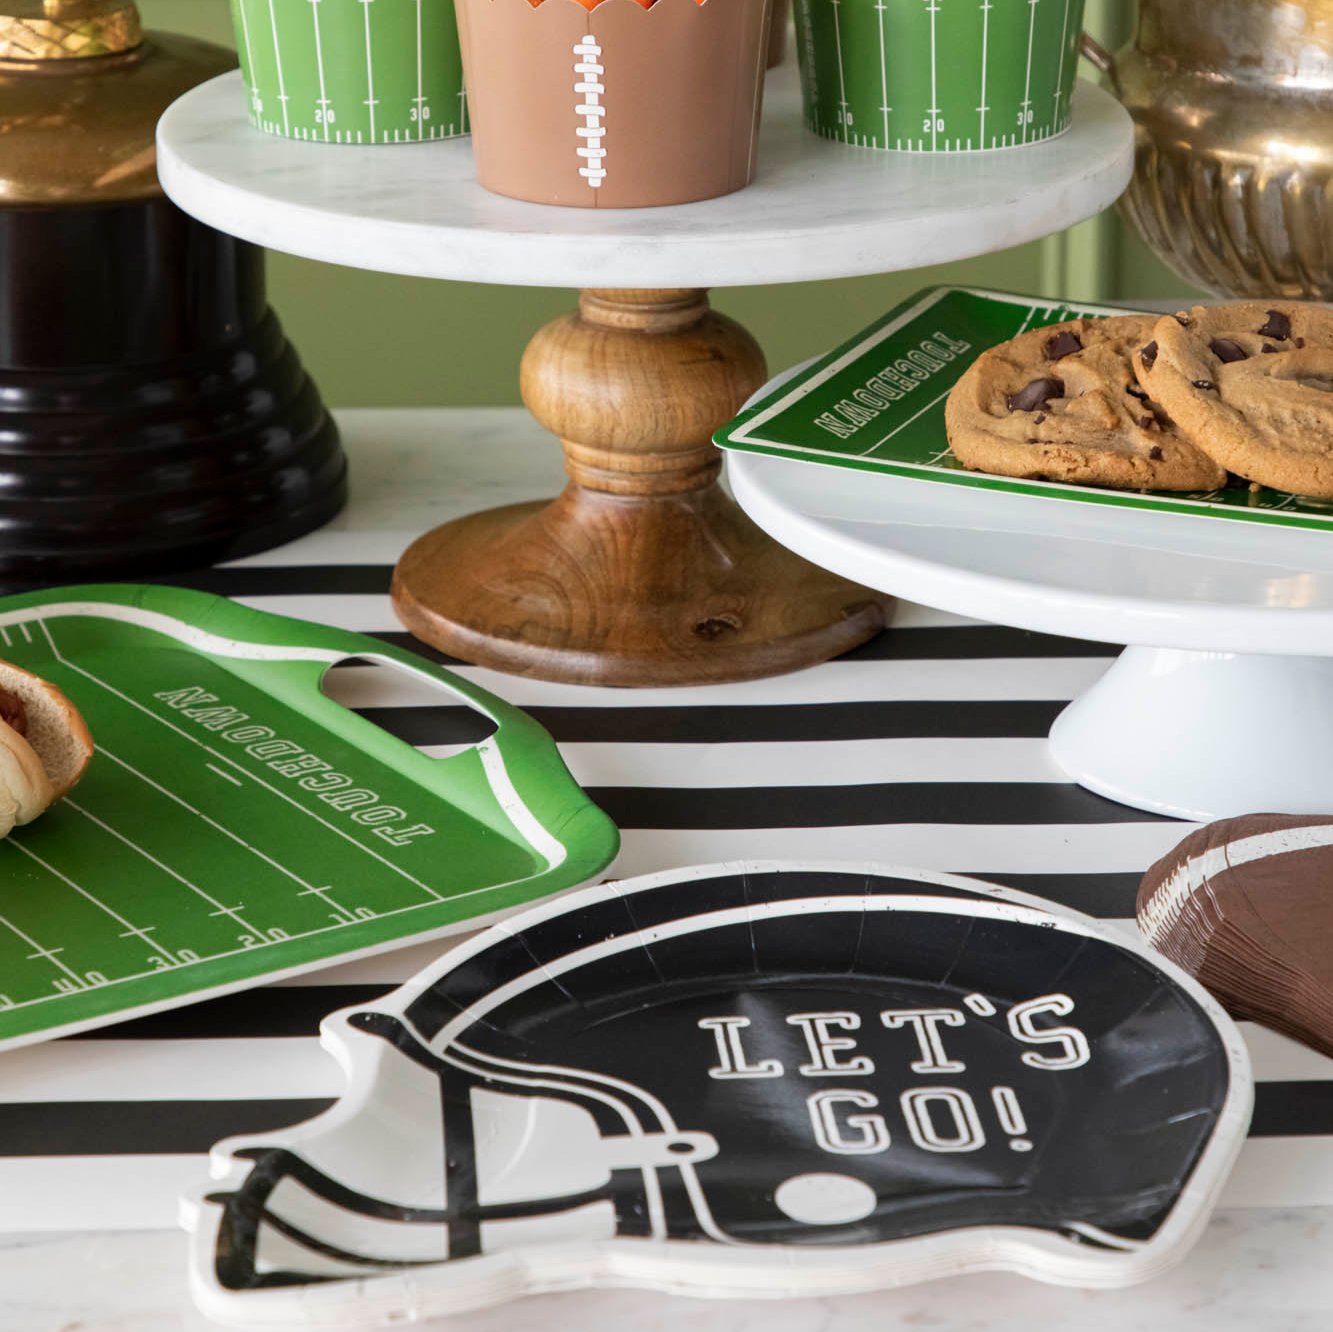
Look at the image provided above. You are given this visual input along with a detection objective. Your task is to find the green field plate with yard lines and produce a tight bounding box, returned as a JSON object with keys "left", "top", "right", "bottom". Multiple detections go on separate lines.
{"left": 0, "top": 585, "right": 618, "bottom": 1050}
{"left": 717, "top": 286, "right": 1333, "bottom": 533}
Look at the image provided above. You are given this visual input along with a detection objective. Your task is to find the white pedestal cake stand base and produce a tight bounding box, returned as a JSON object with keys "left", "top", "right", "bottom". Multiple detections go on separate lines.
{"left": 730, "top": 448, "right": 1333, "bottom": 822}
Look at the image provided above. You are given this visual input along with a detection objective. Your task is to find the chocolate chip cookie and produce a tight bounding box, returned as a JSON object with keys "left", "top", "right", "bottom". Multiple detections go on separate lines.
{"left": 945, "top": 316, "right": 1228, "bottom": 492}
{"left": 1135, "top": 302, "right": 1333, "bottom": 498}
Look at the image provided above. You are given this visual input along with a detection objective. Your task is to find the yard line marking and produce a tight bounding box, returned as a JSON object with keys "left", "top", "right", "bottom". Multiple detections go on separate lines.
{"left": 360, "top": 0, "right": 378, "bottom": 142}
{"left": 64, "top": 800, "right": 268, "bottom": 938}
{"left": 0, "top": 892, "right": 458, "bottom": 1015}
{"left": 6, "top": 840, "right": 180, "bottom": 965}
{"left": 0, "top": 628, "right": 9, "bottom": 648}
{"left": 17, "top": 622, "right": 30, "bottom": 644}
{"left": 206, "top": 763, "right": 243, "bottom": 788}
{"left": 830, "top": 0, "right": 849, "bottom": 143}
{"left": 266, "top": 0, "right": 290, "bottom": 135}
{"left": 310, "top": 0, "right": 332, "bottom": 143}
{"left": 977, "top": 0, "right": 991, "bottom": 144}
{"left": 38, "top": 620, "right": 446, "bottom": 904}
{"left": 0, "top": 909, "right": 87, "bottom": 987}
{"left": 927, "top": 0, "right": 940, "bottom": 152}
{"left": 875, "top": 0, "right": 890, "bottom": 147}
{"left": 236, "top": 0, "right": 259, "bottom": 119}
{"left": 414, "top": 0, "right": 426, "bottom": 142}
{"left": 94, "top": 746, "right": 357, "bottom": 921}
{"left": 1053, "top": 0, "right": 1071, "bottom": 126}
{"left": 299, "top": 884, "right": 365, "bottom": 923}
{"left": 859, "top": 387, "right": 954, "bottom": 455}
{"left": 1021, "top": 0, "right": 1038, "bottom": 144}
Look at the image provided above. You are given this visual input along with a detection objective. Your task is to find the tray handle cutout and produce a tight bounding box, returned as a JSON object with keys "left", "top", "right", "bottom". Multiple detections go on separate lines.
{"left": 320, "top": 657, "right": 500, "bottom": 761}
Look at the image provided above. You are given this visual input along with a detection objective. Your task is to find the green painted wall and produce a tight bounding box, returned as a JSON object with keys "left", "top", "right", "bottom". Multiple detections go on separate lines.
{"left": 142, "top": 0, "right": 1178, "bottom": 407}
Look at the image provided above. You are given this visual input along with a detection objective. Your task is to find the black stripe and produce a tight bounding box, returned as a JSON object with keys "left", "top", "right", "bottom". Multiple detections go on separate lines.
{"left": 0, "top": 1101, "right": 335, "bottom": 1156}
{"left": 149, "top": 566, "right": 393, "bottom": 597}
{"left": 839, "top": 627, "right": 1118, "bottom": 661}
{"left": 71, "top": 986, "right": 392, "bottom": 1040}
{"left": 360, "top": 701, "right": 1068, "bottom": 745}
{"left": 585, "top": 783, "right": 1170, "bottom": 829}
{"left": 1251, "top": 1082, "right": 1333, "bottom": 1137}
{"left": 981, "top": 873, "right": 1143, "bottom": 919}
{"left": 368, "top": 628, "right": 1115, "bottom": 670}
{"left": 3, "top": 1085, "right": 1329, "bottom": 1155}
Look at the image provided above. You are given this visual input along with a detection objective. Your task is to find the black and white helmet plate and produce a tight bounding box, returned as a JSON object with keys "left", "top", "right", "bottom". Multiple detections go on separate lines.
{"left": 185, "top": 862, "right": 1252, "bottom": 1327}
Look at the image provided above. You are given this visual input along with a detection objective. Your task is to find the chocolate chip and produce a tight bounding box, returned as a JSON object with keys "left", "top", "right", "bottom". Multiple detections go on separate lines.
{"left": 1033, "top": 412, "right": 1047, "bottom": 424}
{"left": 1126, "top": 385, "right": 1149, "bottom": 402}
{"left": 1210, "top": 339, "right": 1248, "bottom": 364}
{"left": 1006, "top": 377, "right": 1064, "bottom": 412}
{"left": 1138, "top": 414, "right": 1157, "bottom": 431}
{"left": 1262, "top": 344, "right": 1280, "bottom": 354}
{"left": 1149, "top": 446, "right": 1165, "bottom": 460}
{"left": 1141, "top": 341, "right": 1158, "bottom": 371}
{"left": 1258, "top": 309, "right": 1292, "bottom": 341}
{"left": 1174, "top": 313, "right": 1191, "bottom": 327}
{"left": 1192, "top": 379, "right": 1219, "bottom": 392}
{"left": 1044, "top": 330, "right": 1084, "bottom": 361}
{"left": 0, "top": 688, "right": 26, "bottom": 738}
{"left": 1297, "top": 337, "right": 1307, "bottom": 349}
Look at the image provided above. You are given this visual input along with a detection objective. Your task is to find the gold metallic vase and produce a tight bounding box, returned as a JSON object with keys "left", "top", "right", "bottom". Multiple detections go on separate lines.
{"left": 1090, "top": 0, "right": 1333, "bottom": 300}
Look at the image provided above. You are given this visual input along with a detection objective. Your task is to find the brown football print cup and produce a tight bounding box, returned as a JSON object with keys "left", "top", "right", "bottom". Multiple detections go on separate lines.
{"left": 454, "top": 0, "right": 774, "bottom": 209}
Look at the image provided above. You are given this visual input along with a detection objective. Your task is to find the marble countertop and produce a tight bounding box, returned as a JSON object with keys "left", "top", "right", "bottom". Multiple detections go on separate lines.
{"left": 6, "top": 1209, "right": 1333, "bottom": 1332}
{"left": 6, "top": 410, "right": 1327, "bottom": 1332}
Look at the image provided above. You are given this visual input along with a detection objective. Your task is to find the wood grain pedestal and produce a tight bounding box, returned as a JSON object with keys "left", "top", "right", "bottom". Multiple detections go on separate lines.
{"left": 391, "top": 289, "right": 892, "bottom": 686}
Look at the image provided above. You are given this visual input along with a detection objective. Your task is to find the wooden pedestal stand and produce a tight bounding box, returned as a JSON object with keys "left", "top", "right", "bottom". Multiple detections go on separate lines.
{"left": 392, "top": 289, "right": 890, "bottom": 686}
{"left": 158, "top": 70, "right": 1133, "bottom": 686}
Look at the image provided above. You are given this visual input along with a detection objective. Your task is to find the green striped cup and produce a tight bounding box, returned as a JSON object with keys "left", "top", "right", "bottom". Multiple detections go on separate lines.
{"left": 228, "top": 0, "right": 468, "bottom": 145}
{"left": 793, "top": 0, "right": 1086, "bottom": 153}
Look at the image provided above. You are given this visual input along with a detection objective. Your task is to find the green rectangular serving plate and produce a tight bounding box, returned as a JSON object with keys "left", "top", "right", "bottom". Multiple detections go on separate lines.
{"left": 0, "top": 585, "right": 618, "bottom": 1051}
{"left": 717, "top": 286, "right": 1333, "bottom": 534}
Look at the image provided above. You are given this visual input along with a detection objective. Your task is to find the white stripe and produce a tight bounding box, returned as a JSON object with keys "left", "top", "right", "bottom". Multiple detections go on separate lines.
{"left": 539, "top": 738, "right": 1068, "bottom": 788}
{"left": 0, "top": 1039, "right": 342, "bottom": 1102}
{"left": 0, "top": 1157, "right": 206, "bottom": 1231}
{"left": 0, "top": 1136, "right": 1324, "bottom": 1234}
{"left": 1222, "top": 1138, "right": 1333, "bottom": 1209}
{"left": 612, "top": 824, "right": 1194, "bottom": 879}
{"left": 269, "top": 934, "right": 486, "bottom": 986}
{"left": 335, "top": 657, "right": 1110, "bottom": 710}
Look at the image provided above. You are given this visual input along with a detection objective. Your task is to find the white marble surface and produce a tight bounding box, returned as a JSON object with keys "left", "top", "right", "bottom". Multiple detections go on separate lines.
{"left": 155, "top": 70, "right": 1133, "bottom": 289}
{"left": 5, "top": 1209, "right": 1333, "bottom": 1332}
{"left": 5, "top": 409, "right": 1329, "bottom": 1330}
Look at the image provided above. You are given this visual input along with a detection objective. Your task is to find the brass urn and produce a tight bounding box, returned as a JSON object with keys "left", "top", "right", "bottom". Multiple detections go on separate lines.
{"left": 1091, "top": 0, "right": 1333, "bottom": 300}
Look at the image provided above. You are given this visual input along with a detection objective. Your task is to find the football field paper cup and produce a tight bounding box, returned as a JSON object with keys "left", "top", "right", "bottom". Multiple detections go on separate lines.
{"left": 229, "top": 0, "right": 468, "bottom": 145}
{"left": 793, "top": 0, "right": 1086, "bottom": 152}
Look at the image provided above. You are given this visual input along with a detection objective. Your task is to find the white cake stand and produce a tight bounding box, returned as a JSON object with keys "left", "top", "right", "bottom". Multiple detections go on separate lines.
{"left": 730, "top": 446, "right": 1333, "bottom": 822}
{"left": 157, "top": 69, "right": 1133, "bottom": 687}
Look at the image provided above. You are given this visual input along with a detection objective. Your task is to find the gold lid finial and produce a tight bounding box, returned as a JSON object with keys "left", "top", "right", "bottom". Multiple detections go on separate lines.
{"left": 0, "top": 0, "right": 141, "bottom": 61}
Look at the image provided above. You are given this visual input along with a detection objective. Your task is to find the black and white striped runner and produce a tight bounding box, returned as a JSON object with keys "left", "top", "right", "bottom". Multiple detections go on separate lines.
{"left": 3, "top": 561, "right": 1330, "bottom": 1230}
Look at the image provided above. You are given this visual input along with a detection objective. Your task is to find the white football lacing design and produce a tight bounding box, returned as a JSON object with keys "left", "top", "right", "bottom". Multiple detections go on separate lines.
{"left": 573, "top": 34, "right": 607, "bottom": 189}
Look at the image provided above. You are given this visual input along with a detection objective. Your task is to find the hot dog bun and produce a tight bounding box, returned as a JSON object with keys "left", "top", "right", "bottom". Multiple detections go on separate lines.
{"left": 0, "top": 660, "right": 91, "bottom": 829}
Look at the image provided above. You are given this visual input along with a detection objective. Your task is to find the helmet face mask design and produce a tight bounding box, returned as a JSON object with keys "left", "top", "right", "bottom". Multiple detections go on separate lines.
{"left": 187, "top": 864, "right": 1252, "bottom": 1326}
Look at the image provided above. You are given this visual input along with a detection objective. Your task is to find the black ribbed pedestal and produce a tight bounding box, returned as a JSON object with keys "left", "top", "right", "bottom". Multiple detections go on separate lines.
{"left": 0, "top": 197, "right": 346, "bottom": 580}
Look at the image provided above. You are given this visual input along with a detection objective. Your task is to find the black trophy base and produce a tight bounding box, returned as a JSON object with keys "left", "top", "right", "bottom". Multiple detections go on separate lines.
{"left": 0, "top": 196, "right": 347, "bottom": 583}
{"left": 0, "top": 310, "right": 347, "bottom": 582}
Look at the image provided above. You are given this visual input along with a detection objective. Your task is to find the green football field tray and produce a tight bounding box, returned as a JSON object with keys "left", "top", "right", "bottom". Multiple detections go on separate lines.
{"left": 0, "top": 586, "right": 618, "bottom": 1051}
{"left": 717, "top": 286, "right": 1333, "bottom": 534}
